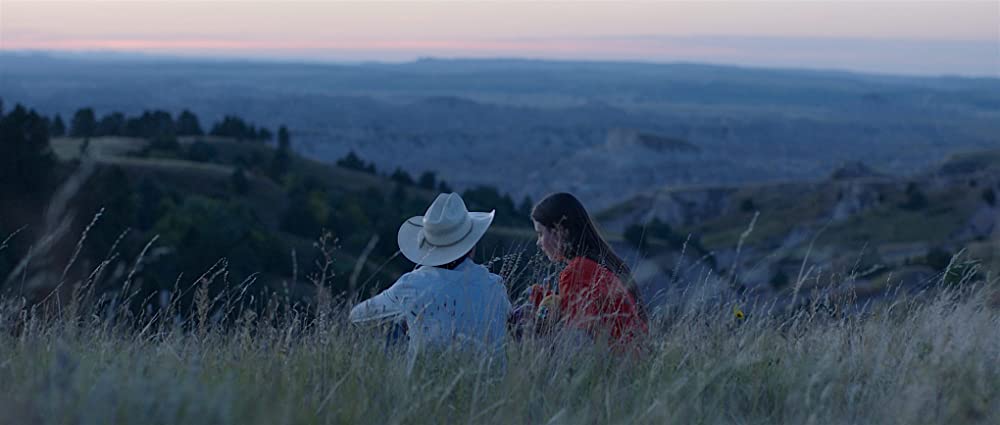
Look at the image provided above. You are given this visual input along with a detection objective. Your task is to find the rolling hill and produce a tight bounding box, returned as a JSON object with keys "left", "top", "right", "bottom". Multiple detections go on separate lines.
{"left": 600, "top": 148, "right": 1000, "bottom": 305}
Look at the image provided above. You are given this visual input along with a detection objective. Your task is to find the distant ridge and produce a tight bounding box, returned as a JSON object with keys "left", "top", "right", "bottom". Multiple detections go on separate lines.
{"left": 606, "top": 129, "right": 700, "bottom": 154}
{"left": 830, "top": 161, "right": 887, "bottom": 180}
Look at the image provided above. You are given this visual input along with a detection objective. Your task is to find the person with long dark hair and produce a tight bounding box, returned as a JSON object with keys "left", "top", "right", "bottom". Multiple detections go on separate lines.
{"left": 525, "top": 192, "right": 648, "bottom": 349}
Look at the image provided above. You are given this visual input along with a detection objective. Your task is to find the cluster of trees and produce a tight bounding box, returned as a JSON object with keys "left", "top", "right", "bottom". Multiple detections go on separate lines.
{"left": 0, "top": 101, "right": 55, "bottom": 197}
{"left": 335, "top": 151, "right": 377, "bottom": 174}
{"left": 334, "top": 150, "right": 532, "bottom": 222}
{"left": 337, "top": 151, "right": 460, "bottom": 194}
{"left": 210, "top": 115, "right": 272, "bottom": 141}
{"left": 281, "top": 150, "right": 533, "bottom": 268}
{"left": 53, "top": 108, "right": 272, "bottom": 142}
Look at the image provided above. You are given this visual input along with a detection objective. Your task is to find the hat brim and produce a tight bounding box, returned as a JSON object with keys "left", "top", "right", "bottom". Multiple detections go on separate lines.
{"left": 398, "top": 211, "right": 495, "bottom": 266}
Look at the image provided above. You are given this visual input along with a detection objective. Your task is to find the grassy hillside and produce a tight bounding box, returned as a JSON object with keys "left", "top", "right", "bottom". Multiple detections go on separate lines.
{"left": 0, "top": 277, "right": 996, "bottom": 424}
{"left": 4, "top": 131, "right": 536, "bottom": 319}
{"left": 601, "top": 149, "right": 1000, "bottom": 298}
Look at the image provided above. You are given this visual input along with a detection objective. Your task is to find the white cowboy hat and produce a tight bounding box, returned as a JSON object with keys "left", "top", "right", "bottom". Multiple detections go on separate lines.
{"left": 398, "top": 193, "right": 495, "bottom": 267}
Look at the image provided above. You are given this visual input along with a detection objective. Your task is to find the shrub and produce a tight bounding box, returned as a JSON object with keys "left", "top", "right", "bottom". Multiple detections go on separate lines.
{"left": 924, "top": 247, "right": 953, "bottom": 271}
{"left": 230, "top": 167, "right": 249, "bottom": 195}
{"left": 899, "top": 182, "right": 928, "bottom": 210}
{"left": 982, "top": 188, "right": 996, "bottom": 207}
{"left": 187, "top": 141, "right": 219, "bottom": 163}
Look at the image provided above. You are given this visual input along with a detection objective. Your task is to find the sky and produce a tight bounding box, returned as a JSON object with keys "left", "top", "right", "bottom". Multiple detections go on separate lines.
{"left": 1, "top": 0, "right": 998, "bottom": 76}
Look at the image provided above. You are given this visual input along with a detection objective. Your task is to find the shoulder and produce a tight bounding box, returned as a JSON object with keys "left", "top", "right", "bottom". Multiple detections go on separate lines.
{"left": 464, "top": 262, "right": 509, "bottom": 302}
{"left": 385, "top": 268, "right": 433, "bottom": 295}
{"left": 561, "top": 257, "right": 600, "bottom": 278}
{"left": 560, "top": 257, "right": 618, "bottom": 288}
{"left": 460, "top": 261, "right": 503, "bottom": 284}
{"left": 400, "top": 265, "right": 442, "bottom": 281}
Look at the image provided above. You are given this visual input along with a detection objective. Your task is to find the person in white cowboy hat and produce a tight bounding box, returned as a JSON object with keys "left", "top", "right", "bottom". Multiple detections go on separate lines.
{"left": 349, "top": 193, "right": 511, "bottom": 371}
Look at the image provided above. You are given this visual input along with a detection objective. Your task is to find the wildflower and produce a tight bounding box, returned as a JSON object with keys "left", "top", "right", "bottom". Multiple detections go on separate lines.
{"left": 733, "top": 305, "right": 745, "bottom": 320}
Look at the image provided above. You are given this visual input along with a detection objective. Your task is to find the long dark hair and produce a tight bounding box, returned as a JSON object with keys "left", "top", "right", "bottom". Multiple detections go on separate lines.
{"left": 531, "top": 192, "right": 648, "bottom": 321}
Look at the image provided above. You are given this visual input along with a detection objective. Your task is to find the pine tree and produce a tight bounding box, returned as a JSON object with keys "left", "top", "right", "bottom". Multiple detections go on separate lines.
{"left": 176, "top": 110, "right": 204, "bottom": 136}
{"left": 50, "top": 114, "right": 66, "bottom": 137}
{"left": 258, "top": 127, "right": 273, "bottom": 142}
{"left": 97, "top": 112, "right": 125, "bottom": 136}
{"left": 269, "top": 125, "right": 292, "bottom": 179}
{"left": 390, "top": 168, "right": 414, "bottom": 186}
{"left": 418, "top": 171, "right": 437, "bottom": 190}
{"left": 70, "top": 108, "right": 97, "bottom": 137}
{"left": 0, "top": 105, "right": 54, "bottom": 194}
{"left": 277, "top": 126, "right": 290, "bottom": 151}
{"left": 231, "top": 167, "right": 250, "bottom": 195}
{"left": 519, "top": 195, "right": 534, "bottom": 217}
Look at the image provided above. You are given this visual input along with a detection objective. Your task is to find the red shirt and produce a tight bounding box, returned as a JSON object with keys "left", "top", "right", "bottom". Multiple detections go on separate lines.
{"left": 532, "top": 257, "right": 648, "bottom": 348}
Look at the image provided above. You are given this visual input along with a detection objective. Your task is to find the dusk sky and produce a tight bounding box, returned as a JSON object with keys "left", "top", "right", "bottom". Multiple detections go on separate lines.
{"left": 2, "top": 1, "right": 998, "bottom": 76}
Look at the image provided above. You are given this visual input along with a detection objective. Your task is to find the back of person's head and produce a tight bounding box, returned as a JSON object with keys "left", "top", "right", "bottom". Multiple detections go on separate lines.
{"left": 531, "top": 192, "right": 648, "bottom": 321}
{"left": 438, "top": 248, "right": 474, "bottom": 270}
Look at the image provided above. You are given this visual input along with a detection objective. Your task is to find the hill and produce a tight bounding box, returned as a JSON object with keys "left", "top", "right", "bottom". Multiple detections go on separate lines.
{"left": 600, "top": 148, "right": 1000, "bottom": 305}
{"left": 0, "top": 104, "right": 536, "bottom": 316}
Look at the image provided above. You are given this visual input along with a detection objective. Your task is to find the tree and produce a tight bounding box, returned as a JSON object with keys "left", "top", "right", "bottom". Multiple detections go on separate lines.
{"left": 176, "top": 109, "right": 203, "bottom": 136}
{"left": 519, "top": 195, "right": 534, "bottom": 217}
{"left": 900, "top": 182, "right": 928, "bottom": 211}
{"left": 336, "top": 151, "right": 375, "bottom": 174}
{"left": 231, "top": 167, "right": 249, "bottom": 195}
{"left": 924, "top": 247, "right": 953, "bottom": 271}
{"left": 624, "top": 223, "right": 648, "bottom": 250}
{"left": 70, "top": 107, "right": 97, "bottom": 137}
{"left": 0, "top": 104, "right": 54, "bottom": 194}
{"left": 149, "top": 135, "right": 180, "bottom": 152}
{"left": 187, "top": 141, "right": 219, "bottom": 163}
{"left": 136, "top": 178, "right": 166, "bottom": 230}
{"left": 49, "top": 114, "right": 66, "bottom": 137}
{"left": 982, "top": 188, "right": 996, "bottom": 207}
{"left": 121, "top": 110, "right": 174, "bottom": 139}
{"left": 154, "top": 196, "right": 284, "bottom": 279}
{"left": 210, "top": 116, "right": 260, "bottom": 141}
{"left": 281, "top": 182, "right": 330, "bottom": 238}
{"left": 97, "top": 112, "right": 125, "bottom": 136}
{"left": 390, "top": 168, "right": 414, "bottom": 186}
{"left": 462, "top": 185, "right": 520, "bottom": 225}
{"left": 418, "top": 171, "right": 437, "bottom": 190}
{"left": 277, "top": 126, "right": 290, "bottom": 150}
{"left": 141, "top": 110, "right": 175, "bottom": 139}
{"left": 269, "top": 125, "right": 292, "bottom": 179}
{"left": 258, "top": 127, "right": 273, "bottom": 142}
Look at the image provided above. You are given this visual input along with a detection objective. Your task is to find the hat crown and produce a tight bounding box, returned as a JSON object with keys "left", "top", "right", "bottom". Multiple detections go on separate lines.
{"left": 398, "top": 192, "right": 495, "bottom": 266}
{"left": 421, "top": 193, "right": 472, "bottom": 245}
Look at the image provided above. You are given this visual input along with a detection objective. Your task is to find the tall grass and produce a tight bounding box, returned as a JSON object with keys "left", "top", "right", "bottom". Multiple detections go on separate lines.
{"left": 0, "top": 257, "right": 997, "bottom": 424}
{"left": 1, "top": 206, "right": 998, "bottom": 424}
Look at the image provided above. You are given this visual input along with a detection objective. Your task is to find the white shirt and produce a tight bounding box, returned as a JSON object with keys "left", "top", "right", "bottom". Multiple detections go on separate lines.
{"left": 349, "top": 258, "right": 511, "bottom": 370}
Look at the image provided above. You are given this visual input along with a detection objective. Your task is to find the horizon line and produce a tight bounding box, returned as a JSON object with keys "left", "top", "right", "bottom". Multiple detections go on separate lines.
{"left": 2, "top": 48, "right": 998, "bottom": 81}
